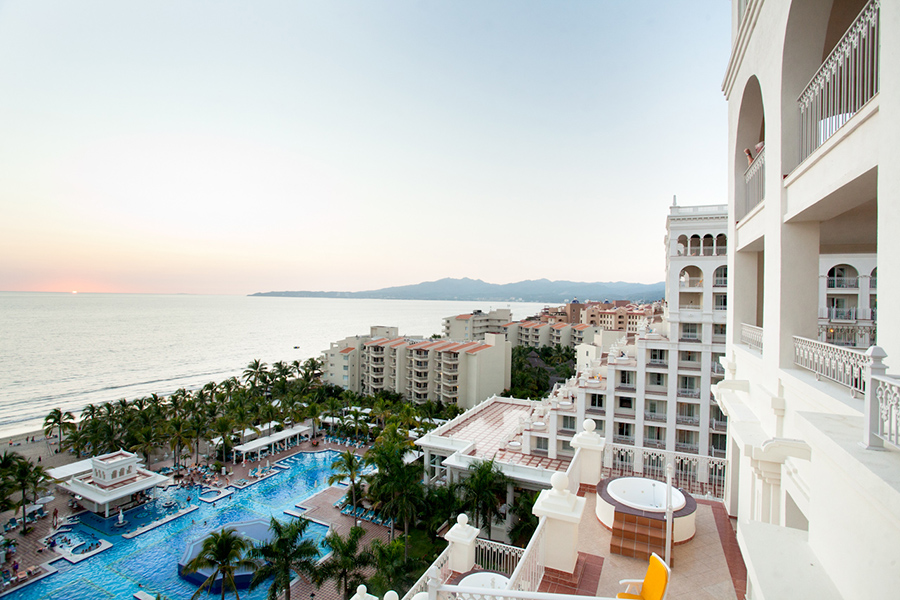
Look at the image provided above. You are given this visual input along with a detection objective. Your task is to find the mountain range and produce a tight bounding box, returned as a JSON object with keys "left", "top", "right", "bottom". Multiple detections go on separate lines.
{"left": 250, "top": 277, "right": 665, "bottom": 303}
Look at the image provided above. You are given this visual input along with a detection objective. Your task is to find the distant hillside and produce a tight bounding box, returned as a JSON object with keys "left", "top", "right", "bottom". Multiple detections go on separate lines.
{"left": 250, "top": 277, "right": 665, "bottom": 303}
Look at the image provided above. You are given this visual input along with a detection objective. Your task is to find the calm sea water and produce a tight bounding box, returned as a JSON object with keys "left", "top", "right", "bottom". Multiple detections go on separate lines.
{"left": 0, "top": 292, "right": 544, "bottom": 437}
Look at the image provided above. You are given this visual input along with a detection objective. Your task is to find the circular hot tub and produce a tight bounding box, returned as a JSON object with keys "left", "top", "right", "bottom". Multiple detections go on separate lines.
{"left": 596, "top": 477, "right": 696, "bottom": 544}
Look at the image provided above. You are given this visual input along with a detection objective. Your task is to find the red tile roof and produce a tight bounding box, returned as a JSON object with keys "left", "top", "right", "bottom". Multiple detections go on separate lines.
{"left": 456, "top": 314, "right": 473, "bottom": 320}
{"left": 466, "top": 344, "right": 492, "bottom": 353}
{"left": 339, "top": 347, "right": 356, "bottom": 354}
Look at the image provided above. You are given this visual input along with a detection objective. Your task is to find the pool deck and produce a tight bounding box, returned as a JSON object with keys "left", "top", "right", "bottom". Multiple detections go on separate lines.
{"left": 0, "top": 434, "right": 379, "bottom": 597}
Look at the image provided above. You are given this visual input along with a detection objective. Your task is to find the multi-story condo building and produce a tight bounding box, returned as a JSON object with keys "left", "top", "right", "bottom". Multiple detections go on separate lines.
{"left": 718, "top": 0, "right": 899, "bottom": 597}
{"left": 502, "top": 320, "right": 604, "bottom": 349}
{"left": 580, "top": 302, "right": 658, "bottom": 332}
{"left": 441, "top": 308, "right": 512, "bottom": 341}
{"left": 817, "top": 252, "right": 877, "bottom": 347}
{"left": 322, "top": 327, "right": 511, "bottom": 409}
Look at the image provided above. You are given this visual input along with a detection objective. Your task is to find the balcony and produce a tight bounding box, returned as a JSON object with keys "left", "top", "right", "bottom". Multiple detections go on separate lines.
{"left": 827, "top": 277, "right": 859, "bottom": 290}
{"left": 742, "top": 145, "right": 765, "bottom": 219}
{"left": 676, "top": 415, "right": 700, "bottom": 427}
{"left": 711, "top": 363, "right": 725, "bottom": 376}
{"left": 714, "top": 277, "right": 727, "bottom": 287}
{"left": 741, "top": 323, "right": 763, "bottom": 353}
{"left": 710, "top": 418, "right": 728, "bottom": 432}
{"left": 678, "top": 361, "right": 701, "bottom": 371}
{"left": 825, "top": 307, "right": 858, "bottom": 320}
{"left": 709, "top": 448, "right": 726, "bottom": 459}
{"left": 644, "top": 439, "right": 666, "bottom": 450}
{"left": 613, "top": 411, "right": 636, "bottom": 420}
{"left": 648, "top": 359, "right": 668, "bottom": 368}
{"left": 586, "top": 405, "right": 606, "bottom": 416}
{"left": 678, "top": 388, "right": 701, "bottom": 399}
{"left": 675, "top": 442, "right": 699, "bottom": 454}
{"left": 799, "top": 0, "right": 880, "bottom": 162}
{"left": 680, "top": 332, "right": 701, "bottom": 343}
{"left": 613, "top": 435, "right": 634, "bottom": 445}
{"left": 644, "top": 411, "right": 666, "bottom": 423}
{"left": 679, "top": 304, "right": 702, "bottom": 312}
{"left": 793, "top": 336, "right": 872, "bottom": 395}
{"left": 680, "top": 277, "right": 703, "bottom": 289}
{"left": 871, "top": 277, "right": 877, "bottom": 289}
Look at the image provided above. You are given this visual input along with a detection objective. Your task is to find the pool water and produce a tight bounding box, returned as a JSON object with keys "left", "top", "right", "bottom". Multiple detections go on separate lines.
{"left": 8, "top": 450, "right": 342, "bottom": 600}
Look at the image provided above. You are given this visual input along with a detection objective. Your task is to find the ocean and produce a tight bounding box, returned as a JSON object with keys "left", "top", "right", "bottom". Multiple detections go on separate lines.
{"left": 0, "top": 292, "right": 545, "bottom": 437}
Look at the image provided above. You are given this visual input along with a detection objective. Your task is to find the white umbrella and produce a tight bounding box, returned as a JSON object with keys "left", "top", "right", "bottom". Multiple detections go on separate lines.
{"left": 35, "top": 495, "right": 55, "bottom": 505}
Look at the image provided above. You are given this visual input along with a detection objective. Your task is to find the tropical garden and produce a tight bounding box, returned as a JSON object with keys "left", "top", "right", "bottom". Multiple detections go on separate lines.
{"left": 502, "top": 344, "right": 576, "bottom": 400}
{"left": 38, "top": 356, "right": 539, "bottom": 599}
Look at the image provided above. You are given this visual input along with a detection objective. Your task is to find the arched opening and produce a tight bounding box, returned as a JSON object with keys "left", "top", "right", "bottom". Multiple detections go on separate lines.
{"left": 702, "top": 234, "right": 714, "bottom": 256}
{"left": 783, "top": 0, "right": 875, "bottom": 170}
{"left": 688, "top": 235, "right": 701, "bottom": 257}
{"left": 716, "top": 233, "right": 728, "bottom": 256}
{"left": 827, "top": 264, "right": 859, "bottom": 288}
{"left": 735, "top": 76, "right": 765, "bottom": 221}
{"left": 679, "top": 266, "right": 704, "bottom": 311}
{"left": 677, "top": 234, "right": 688, "bottom": 256}
{"left": 714, "top": 266, "right": 728, "bottom": 287}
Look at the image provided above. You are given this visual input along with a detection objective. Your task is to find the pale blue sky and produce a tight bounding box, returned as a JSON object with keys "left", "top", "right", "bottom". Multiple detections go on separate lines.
{"left": 0, "top": 1, "right": 731, "bottom": 295}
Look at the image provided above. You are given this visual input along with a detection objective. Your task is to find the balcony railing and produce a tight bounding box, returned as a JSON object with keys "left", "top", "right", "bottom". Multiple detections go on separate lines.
{"left": 710, "top": 418, "right": 728, "bottom": 432}
{"left": 711, "top": 363, "right": 725, "bottom": 375}
{"left": 402, "top": 545, "right": 451, "bottom": 600}
{"left": 680, "top": 277, "right": 703, "bottom": 288}
{"left": 648, "top": 359, "right": 668, "bottom": 368}
{"left": 741, "top": 323, "right": 763, "bottom": 352}
{"left": 675, "top": 442, "right": 699, "bottom": 454}
{"left": 742, "top": 145, "right": 765, "bottom": 219}
{"left": 507, "top": 518, "right": 546, "bottom": 592}
{"left": 678, "top": 388, "right": 701, "bottom": 399}
{"left": 679, "top": 304, "right": 701, "bottom": 311}
{"left": 799, "top": 0, "right": 880, "bottom": 162}
{"left": 644, "top": 439, "right": 666, "bottom": 450}
{"left": 714, "top": 277, "right": 727, "bottom": 287}
{"left": 613, "top": 435, "right": 634, "bottom": 445}
{"left": 644, "top": 411, "right": 667, "bottom": 423}
{"left": 603, "top": 442, "right": 727, "bottom": 499}
{"left": 871, "top": 276, "right": 877, "bottom": 289}
{"left": 676, "top": 415, "right": 700, "bottom": 426}
{"left": 793, "top": 336, "right": 872, "bottom": 395}
{"left": 827, "top": 307, "right": 858, "bottom": 320}
{"left": 585, "top": 405, "right": 605, "bottom": 415}
{"left": 828, "top": 276, "right": 859, "bottom": 289}
{"left": 473, "top": 537, "right": 525, "bottom": 578}
{"left": 710, "top": 448, "right": 726, "bottom": 459}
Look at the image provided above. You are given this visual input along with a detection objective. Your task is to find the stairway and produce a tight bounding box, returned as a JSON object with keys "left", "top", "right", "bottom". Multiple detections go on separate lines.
{"left": 609, "top": 511, "right": 667, "bottom": 563}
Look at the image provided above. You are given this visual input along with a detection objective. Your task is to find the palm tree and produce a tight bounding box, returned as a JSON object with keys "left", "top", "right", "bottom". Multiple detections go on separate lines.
{"left": 169, "top": 417, "right": 192, "bottom": 473}
{"left": 0, "top": 452, "right": 23, "bottom": 513}
{"left": 507, "top": 490, "right": 539, "bottom": 547}
{"left": 366, "top": 538, "right": 422, "bottom": 596}
{"left": 213, "top": 416, "right": 235, "bottom": 463}
{"left": 305, "top": 402, "right": 322, "bottom": 438}
{"left": 248, "top": 517, "right": 319, "bottom": 600}
{"left": 243, "top": 359, "right": 268, "bottom": 392}
{"left": 12, "top": 459, "right": 49, "bottom": 534}
{"left": 328, "top": 451, "right": 362, "bottom": 511}
{"left": 460, "top": 459, "right": 511, "bottom": 539}
{"left": 182, "top": 527, "right": 258, "bottom": 600}
{"left": 43, "top": 407, "right": 75, "bottom": 444}
{"left": 315, "top": 526, "right": 373, "bottom": 600}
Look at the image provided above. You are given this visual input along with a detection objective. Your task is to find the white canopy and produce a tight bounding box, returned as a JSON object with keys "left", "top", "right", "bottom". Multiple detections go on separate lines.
{"left": 211, "top": 421, "right": 279, "bottom": 446}
{"left": 47, "top": 459, "right": 93, "bottom": 481}
{"left": 233, "top": 424, "right": 310, "bottom": 455}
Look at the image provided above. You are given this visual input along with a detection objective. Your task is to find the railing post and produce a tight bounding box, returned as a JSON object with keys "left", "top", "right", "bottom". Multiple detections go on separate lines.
{"left": 444, "top": 514, "right": 480, "bottom": 574}
{"left": 532, "top": 472, "right": 586, "bottom": 574}
{"left": 862, "top": 346, "right": 888, "bottom": 448}
{"left": 570, "top": 420, "right": 605, "bottom": 486}
{"left": 426, "top": 566, "right": 440, "bottom": 600}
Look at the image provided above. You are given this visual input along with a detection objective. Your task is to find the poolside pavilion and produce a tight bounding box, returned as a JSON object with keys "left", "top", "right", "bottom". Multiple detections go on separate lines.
{"left": 48, "top": 450, "right": 170, "bottom": 518}
{"left": 232, "top": 424, "right": 310, "bottom": 464}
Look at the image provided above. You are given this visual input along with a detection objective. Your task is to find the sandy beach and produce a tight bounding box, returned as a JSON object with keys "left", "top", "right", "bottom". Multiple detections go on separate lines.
{"left": 0, "top": 427, "right": 77, "bottom": 471}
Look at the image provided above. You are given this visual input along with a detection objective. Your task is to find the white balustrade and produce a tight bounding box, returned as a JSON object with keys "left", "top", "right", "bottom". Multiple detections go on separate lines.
{"left": 793, "top": 336, "right": 871, "bottom": 395}
{"left": 507, "top": 518, "right": 547, "bottom": 592}
{"left": 473, "top": 538, "right": 524, "bottom": 577}
{"left": 799, "top": 0, "right": 880, "bottom": 161}
{"left": 741, "top": 323, "right": 763, "bottom": 353}
{"left": 403, "top": 545, "right": 452, "bottom": 600}
{"left": 602, "top": 442, "right": 727, "bottom": 500}
{"left": 742, "top": 146, "right": 765, "bottom": 219}
{"left": 872, "top": 375, "right": 900, "bottom": 448}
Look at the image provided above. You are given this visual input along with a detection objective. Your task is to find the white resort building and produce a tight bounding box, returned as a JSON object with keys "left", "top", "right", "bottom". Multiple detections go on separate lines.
{"left": 322, "top": 326, "right": 511, "bottom": 409}
{"left": 442, "top": 308, "right": 512, "bottom": 341}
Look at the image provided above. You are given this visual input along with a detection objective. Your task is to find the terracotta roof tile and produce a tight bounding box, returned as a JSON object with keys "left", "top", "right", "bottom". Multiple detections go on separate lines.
{"left": 339, "top": 347, "right": 356, "bottom": 354}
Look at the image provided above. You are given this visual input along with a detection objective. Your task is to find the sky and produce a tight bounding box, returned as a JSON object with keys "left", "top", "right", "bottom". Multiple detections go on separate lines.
{"left": 0, "top": 1, "right": 732, "bottom": 295}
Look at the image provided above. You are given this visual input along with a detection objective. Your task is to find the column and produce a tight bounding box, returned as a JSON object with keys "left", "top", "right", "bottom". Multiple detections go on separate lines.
{"left": 443, "top": 514, "right": 479, "bottom": 573}
{"left": 570, "top": 420, "right": 605, "bottom": 486}
{"left": 532, "top": 472, "right": 586, "bottom": 574}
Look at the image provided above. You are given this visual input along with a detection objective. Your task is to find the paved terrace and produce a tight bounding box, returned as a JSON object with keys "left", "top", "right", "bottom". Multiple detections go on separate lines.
{"left": 440, "top": 400, "right": 571, "bottom": 471}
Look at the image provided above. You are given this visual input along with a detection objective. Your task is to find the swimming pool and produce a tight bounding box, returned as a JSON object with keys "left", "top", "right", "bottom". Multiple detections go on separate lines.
{"left": 7, "top": 450, "right": 342, "bottom": 600}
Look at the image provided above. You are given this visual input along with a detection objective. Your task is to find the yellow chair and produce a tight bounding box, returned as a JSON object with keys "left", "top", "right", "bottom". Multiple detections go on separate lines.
{"left": 617, "top": 553, "right": 670, "bottom": 600}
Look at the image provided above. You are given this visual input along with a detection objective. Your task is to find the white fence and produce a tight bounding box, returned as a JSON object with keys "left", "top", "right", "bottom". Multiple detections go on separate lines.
{"left": 741, "top": 323, "right": 763, "bottom": 353}
{"left": 474, "top": 537, "right": 525, "bottom": 578}
{"left": 602, "top": 442, "right": 727, "bottom": 499}
{"left": 507, "top": 518, "right": 547, "bottom": 592}
{"left": 793, "top": 336, "right": 871, "bottom": 395}
{"left": 402, "top": 545, "right": 452, "bottom": 600}
{"left": 742, "top": 146, "right": 765, "bottom": 219}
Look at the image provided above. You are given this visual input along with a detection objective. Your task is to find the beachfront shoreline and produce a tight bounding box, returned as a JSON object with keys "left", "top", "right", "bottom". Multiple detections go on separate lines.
{"left": 0, "top": 429, "right": 82, "bottom": 470}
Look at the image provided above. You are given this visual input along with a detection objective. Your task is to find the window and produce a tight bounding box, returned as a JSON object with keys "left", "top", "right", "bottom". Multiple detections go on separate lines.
{"left": 560, "top": 439, "right": 574, "bottom": 452}
{"left": 619, "top": 371, "right": 635, "bottom": 386}
{"left": 648, "top": 373, "right": 666, "bottom": 387}
{"left": 680, "top": 351, "right": 699, "bottom": 362}
{"left": 679, "top": 376, "right": 698, "bottom": 390}
{"left": 535, "top": 437, "right": 549, "bottom": 451}
{"left": 590, "top": 394, "right": 605, "bottom": 408}
{"left": 681, "top": 323, "right": 700, "bottom": 339}
{"left": 650, "top": 349, "right": 667, "bottom": 363}
{"left": 593, "top": 419, "right": 605, "bottom": 433}
{"left": 714, "top": 324, "right": 727, "bottom": 336}
{"left": 714, "top": 294, "right": 727, "bottom": 310}
{"left": 617, "top": 422, "right": 633, "bottom": 436}
{"left": 619, "top": 397, "right": 633, "bottom": 410}
{"left": 343, "top": 365, "right": 348, "bottom": 370}
{"left": 562, "top": 416, "right": 577, "bottom": 431}
{"left": 647, "top": 400, "right": 664, "bottom": 414}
